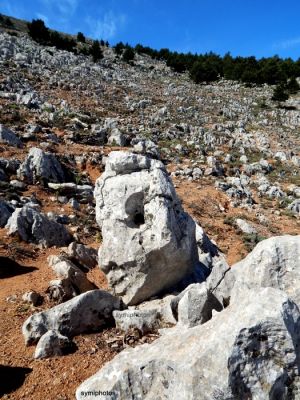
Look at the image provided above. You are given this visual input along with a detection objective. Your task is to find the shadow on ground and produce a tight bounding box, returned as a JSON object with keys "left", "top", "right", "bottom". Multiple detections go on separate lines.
{"left": 0, "top": 365, "right": 32, "bottom": 396}
{"left": 0, "top": 256, "right": 37, "bottom": 278}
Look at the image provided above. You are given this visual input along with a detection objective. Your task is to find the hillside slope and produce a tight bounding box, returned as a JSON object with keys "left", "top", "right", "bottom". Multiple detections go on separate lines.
{"left": 0, "top": 25, "right": 300, "bottom": 399}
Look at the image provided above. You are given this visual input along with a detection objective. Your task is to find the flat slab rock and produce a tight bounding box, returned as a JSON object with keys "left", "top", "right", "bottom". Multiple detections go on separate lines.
{"left": 76, "top": 287, "right": 300, "bottom": 400}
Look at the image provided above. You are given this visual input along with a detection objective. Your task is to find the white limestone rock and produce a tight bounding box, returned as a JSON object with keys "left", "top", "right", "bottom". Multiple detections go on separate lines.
{"left": 17, "top": 147, "right": 65, "bottom": 184}
{"left": 94, "top": 151, "right": 203, "bottom": 305}
{"left": 76, "top": 288, "right": 300, "bottom": 399}
{"left": 22, "top": 290, "right": 123, "bottom": 345}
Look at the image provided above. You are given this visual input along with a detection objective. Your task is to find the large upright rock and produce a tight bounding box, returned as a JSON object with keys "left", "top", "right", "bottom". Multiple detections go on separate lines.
{"left": 94, "top": 151, "right": 201, "bottom": 305}
{"left": 76, "top": 288, "right": 300, "bottom": 399}
{"left": 17, "top": 147, "right": 65, "bottom": 184}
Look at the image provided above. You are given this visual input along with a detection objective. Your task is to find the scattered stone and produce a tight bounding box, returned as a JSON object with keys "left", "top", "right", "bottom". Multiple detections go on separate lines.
{"left": 6, "top": 204, "right": 72, "bottom": 247}
{"left": 17, "top": 147, "right": 65, "bottom": 184}
{"left": 0, "top": 124, "right": 23, "bottom": 148}
{"left": 67, "top": 242, "right": 98, "bottom": 271}
{"left": 48, "top": 255, "right": 96, "bottom": 300}
{"left": 22, "top": 291, "right": 42, "bottom": 306}
{"left": 0, "top": 200, "right": 14, "bottom": 227}
{"left": 235, "top": 218, "right": 257, "bottom": 234}
{"left": 34, "top": 330, "right": 75, "bottom": 359}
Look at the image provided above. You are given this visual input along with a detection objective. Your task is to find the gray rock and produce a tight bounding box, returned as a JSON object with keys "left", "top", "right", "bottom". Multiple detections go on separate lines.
{"left": 0, "top": 200, "right": 14, "bottom": 227}
{"left": 94, "top": 151, "right": 202, "bottom": 305}
{"left": 22, "top": 291, "right": 42, "bottom": 306}
{"left": 22, "top": 289, "right": 123, "bottom": 345}
{"left": 0, "top": 167, "right": 8, "bottom": 181}
{"left": 91, "top": 125, "right": 108, "bottom": 145}
{"left": 173, "top": 283, "right": 222, "bottom": 328}
{"left": 6, "top": 204, "right": 72, "bottom": 247}
{"left": 136, "top": 295, "right": 177, "bottom": 325}
{"left": 288, "top": 199, "right": 300, "bottom": 215}
{"left": 18, "top": 147, "right": 65, "bottom": 184}
{"left": 76, "top": 288, "right": 300, "bottom": 400}
{"left": 113, "top": 309, "right": 159, "bottom": 334}
{"left": 48, "top": 255, "right": 96, "bottom": 299}
{"left": 34, "top": 330, "right": 74, "bottom": 359}
{"left": 235, "top": 218, "right": 257, "bottom": 234}
{"left": 108, "top": 128, "right": 126, "bottom": 146}
{"left": 231, "top": 235, "right": 300, "bottom": 307}
{"left": 67, "top": 242, "right": 98, "bottom": 270}
{"left": 10, "top": 180, "right": 26, "bottom": 189}
{"left": 133, "top": 139, "right": 160, "bottom": 159}
{"left": 0, "top": 124, "right": 23, "bottom": 148}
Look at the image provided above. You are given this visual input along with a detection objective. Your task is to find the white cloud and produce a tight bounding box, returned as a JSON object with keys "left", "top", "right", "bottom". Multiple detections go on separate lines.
{"left": 40, "top": 0, "right": 79, "bottom": 17}
{"left": 273, "top": 36, "right": 300, "bottom": 50}
{"left": 86, "top": 11, "right": 127, "bottom": 40}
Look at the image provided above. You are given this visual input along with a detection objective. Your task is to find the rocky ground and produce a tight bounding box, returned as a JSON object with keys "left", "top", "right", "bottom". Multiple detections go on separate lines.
{"left": 0, "top": 28, "right": 300, "bottom": 400}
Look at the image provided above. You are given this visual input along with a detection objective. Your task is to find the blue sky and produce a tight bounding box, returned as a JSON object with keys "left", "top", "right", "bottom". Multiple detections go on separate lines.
{"left": 1, "top": 0, "right": 300, "bottom": 59}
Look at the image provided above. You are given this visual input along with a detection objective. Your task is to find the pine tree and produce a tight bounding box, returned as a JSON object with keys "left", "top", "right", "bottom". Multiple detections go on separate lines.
{"left": 90, "top": 40, "right": 103, "bottom": 62}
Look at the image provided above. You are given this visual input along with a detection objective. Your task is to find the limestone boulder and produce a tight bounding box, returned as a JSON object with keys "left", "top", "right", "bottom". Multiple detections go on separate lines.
{"left": 22, "top": 290, "right": 123, "bottom": 345}
{"left": 94, "top": 151, "right": 203, "bottom": 305}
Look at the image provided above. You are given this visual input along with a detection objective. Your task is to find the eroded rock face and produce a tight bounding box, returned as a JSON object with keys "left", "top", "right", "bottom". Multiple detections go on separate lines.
{"left": 17, "top": 147, "right": 65, "bottom": 184}
{"left": 94, "top": 151, "right": 202, "bottom": 305}
{"left": 22, "top": 290, "right": 123, "bottom": 345}
{"left": 76, "top": 288, "right": 300, "bottom": 400}
{"left": 231, "top": 235, "right": 300, "bottom": 306}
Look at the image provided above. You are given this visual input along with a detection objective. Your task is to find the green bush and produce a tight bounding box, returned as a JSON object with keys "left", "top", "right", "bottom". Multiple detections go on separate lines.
{"left": 272, "top": 84, "right": 289, "bottom": 102}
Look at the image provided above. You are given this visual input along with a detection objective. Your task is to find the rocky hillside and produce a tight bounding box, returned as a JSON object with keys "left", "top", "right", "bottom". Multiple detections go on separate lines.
{"left": 0, "top": 25, "right": 300, "bottom": 400}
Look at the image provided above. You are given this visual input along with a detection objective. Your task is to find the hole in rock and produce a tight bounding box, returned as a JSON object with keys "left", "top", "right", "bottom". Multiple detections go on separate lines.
{"left": 134, "top": 213, "right": 145, "bottom": 226}
{"left": 125, "top": 192, "right": 145, "bottom": 228}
